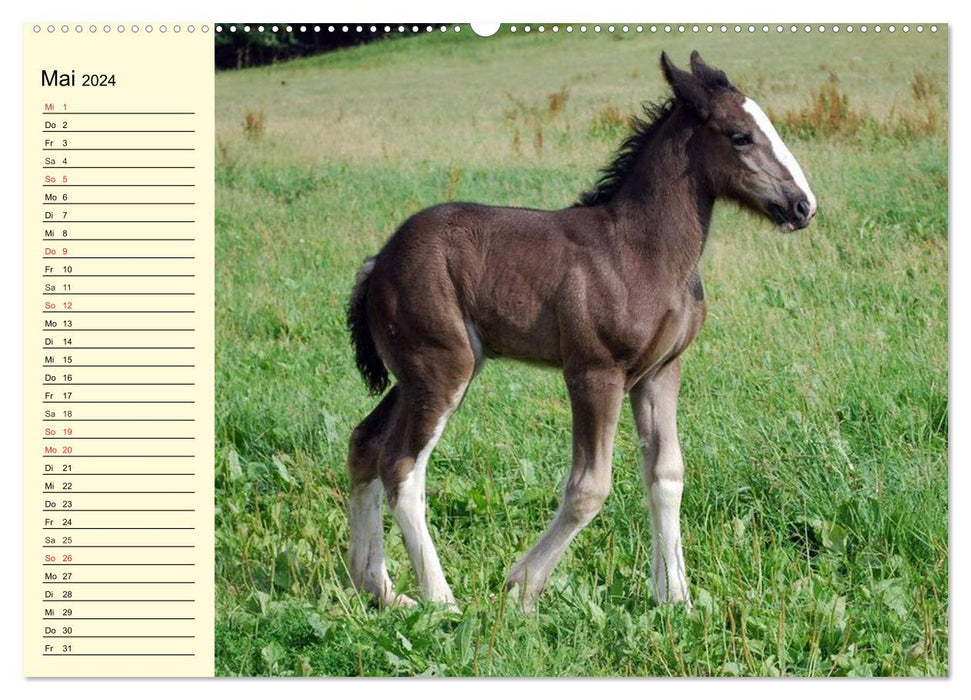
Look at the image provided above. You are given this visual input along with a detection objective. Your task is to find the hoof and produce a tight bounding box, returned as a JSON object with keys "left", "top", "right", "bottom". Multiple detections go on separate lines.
{"left": 385, "top": 592, "right": 418, "bottom": 608}
{"left": 653, "top": 588, "right": 692, "bottom": 611}
{"left": 505, "top": 563, "right": 544, "bottom": 610}
{"left": 663, "top": 593, "right": 692, "bottom": 612}
{"left": 385, "top": 592, "right": 460, "bottom": 613}
{"left": 505, "top": 584, "right": 538, "bottom": 612}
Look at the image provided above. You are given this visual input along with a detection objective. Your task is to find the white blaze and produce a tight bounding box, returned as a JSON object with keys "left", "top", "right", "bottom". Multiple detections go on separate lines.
{"left": 742, "top": 98, "right": 817, "bottom": 215}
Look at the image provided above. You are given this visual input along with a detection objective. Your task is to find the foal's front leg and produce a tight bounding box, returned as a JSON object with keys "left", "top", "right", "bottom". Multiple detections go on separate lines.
{"left": 506, "top": 367, "right": 625, "bottom": 605}
{"left": 630, "top": 360, "right": 691, "bottom": 607}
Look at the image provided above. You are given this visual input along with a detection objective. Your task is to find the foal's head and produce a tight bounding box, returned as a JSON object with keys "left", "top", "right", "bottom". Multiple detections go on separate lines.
{"left": 662, "top": 51, "right": 817, "bottom": 232}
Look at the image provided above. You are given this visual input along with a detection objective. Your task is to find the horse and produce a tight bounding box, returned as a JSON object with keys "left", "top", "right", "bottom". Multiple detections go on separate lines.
{"left": 344, "top": 51, "right": 816, "bottom": 610}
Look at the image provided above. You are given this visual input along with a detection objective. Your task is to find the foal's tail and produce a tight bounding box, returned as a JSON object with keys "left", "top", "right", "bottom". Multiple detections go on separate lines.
{"left": 347, "top": 256, "right": 390, "bottom": 396}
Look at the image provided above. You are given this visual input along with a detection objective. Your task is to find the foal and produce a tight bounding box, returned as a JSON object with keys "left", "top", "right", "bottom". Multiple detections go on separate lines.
{"left": 346, "top": 52, "right": 816, "bottom": 609}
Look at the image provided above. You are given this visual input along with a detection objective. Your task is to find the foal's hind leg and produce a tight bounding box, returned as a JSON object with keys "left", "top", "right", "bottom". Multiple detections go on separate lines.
{"left": 347, "top": 387, "right": 414, "bottom": 607}
{"left": 506, "top": 367, "right": 625, "bottom": 605}
{"left": 630, "top": 359, "right": 691, "bottom": 607}
{"left": 382, "top": 351, "right": 474, "bottom": 608}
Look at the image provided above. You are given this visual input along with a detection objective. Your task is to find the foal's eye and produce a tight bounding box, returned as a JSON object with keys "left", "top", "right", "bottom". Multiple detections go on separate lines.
{"left": 730, "top": 132, "right": 753, "bottom": 147}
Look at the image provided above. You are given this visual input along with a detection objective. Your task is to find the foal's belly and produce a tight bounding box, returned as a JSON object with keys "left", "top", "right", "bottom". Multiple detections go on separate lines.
{"left": 469, "top": 307, "right": 564, "bottom": 366}
{"left": 467, "top": 290, "right": 706, "bottom": 380}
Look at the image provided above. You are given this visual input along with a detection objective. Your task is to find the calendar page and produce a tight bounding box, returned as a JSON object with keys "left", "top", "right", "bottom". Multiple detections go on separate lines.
{"left": 21, "top": 20, "right": 949, "bottom": 678}
{"left": 22, "top": 23, "right": 215, "bottom": 676}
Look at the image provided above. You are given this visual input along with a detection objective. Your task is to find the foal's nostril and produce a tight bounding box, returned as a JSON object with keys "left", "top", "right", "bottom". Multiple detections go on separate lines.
{"left": 795, "top": 199, "right": 812, "bottom": 221}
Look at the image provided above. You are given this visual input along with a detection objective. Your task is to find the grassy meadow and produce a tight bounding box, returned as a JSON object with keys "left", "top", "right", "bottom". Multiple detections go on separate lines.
{"left": 213, "top": 28, "right": 948, "bottom": 676}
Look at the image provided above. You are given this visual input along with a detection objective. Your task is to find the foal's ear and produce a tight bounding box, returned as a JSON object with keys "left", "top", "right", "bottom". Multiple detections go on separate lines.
{"left": 660, "top": 51, "right": 711, "bottom": 121}
{"left": 689, "top": 50, "right": 735, "bottom": 91}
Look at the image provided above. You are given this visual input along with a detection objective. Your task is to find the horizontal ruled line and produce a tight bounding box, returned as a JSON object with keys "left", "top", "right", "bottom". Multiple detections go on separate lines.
{"left": 43, "top": 310, "right": 195, "bottom": 313}
{"left": 43, "top": 111, "right": 196, "bottom": 115}
{"left": 43, "top": 527, "right": 195, "bottom": 530}
{"left": 43, "top": 563, "right": 194, "bottom": 566}
{"left": 43, "top": 510, "right": 192, "bottom": 514}
{"left": 43, "top": 238, "right": 197, "bottom": 242}
{"left": 39, "top": 460, "right": 194, "bottom": 464}
{"left": 43, "top": 293, "right": 195, "bottom": 296}
{"left": 43, "top": 437, "right": 194, "bottom": 441}
{"left": 43, "top": 274, "right": 195, "bottom": 278}
{"left": 43, "top": 401, "right": 195, "bottom": 404}
{"left": 43, "top": 489, "right": 194, "bottom": 493}
{"left": 41, "top": 475, "right": 193, "bottom": 478}
{"left": 44, "top": 635, "right": 196, "bottom": 639}
{"left": 43, "top": 166, "right": 195, "bottom": 169}
{"left": 43, "top": 419, "right": 195, "bottom": 422}
{"left": 44, "top": 364, "right": 195, "bottom": 368}
{"left": 42, "top": 601, "right": 195, "bottom": 604}
{"left": 42, "top": 382, "right": 195, "bottom": 385}
{"left": 42, "top": 615, "right": 194, "bottom": 619}
{"left": 42, "top": 581, "right": 195, "bottom": 584}
{"left": 43, "top": 148, "right": 196, "bottom": 151}
{"left": 41, "top": 456, "right": 195, "bottom": 459}
{"left": 43, "top": 183, "right": 195, "bottom": 186}
{"left": 42, "top": 223, "right": 195, "bottom": 226}
{"left": 42, "top": 544, "right": 195, "bottom": 547}
{"left": 43, "top": 556, "right": 195, "bottom": 566}
{"left": 40, "top": 452, "right": 195, "bottom": 456}
{"left": 42, "top": 653, "right": 196, "bottom": 657}
{"left": 44, "top": 130, "right": 195, "bottom": 133}
{"left": 43, "top": 348, "right": 195, "bottom": 350}
{"left": 44, "top": 472, "right": 196, "bottom": 482}
{"left": 43, "top": 202, "right": 195, "bottom": 205}
{"left": 44, "top": 508, "right": 196, "bottom": 516}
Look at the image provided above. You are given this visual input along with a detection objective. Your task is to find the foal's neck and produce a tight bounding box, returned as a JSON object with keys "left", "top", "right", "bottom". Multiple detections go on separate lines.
{"left": 609, "top": 107, "right": 714, "bottom": 281}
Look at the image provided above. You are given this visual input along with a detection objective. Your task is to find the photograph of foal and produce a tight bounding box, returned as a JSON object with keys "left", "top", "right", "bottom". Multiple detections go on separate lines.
{"left": 346, "top": 52, "right": 816, "bottom": 611}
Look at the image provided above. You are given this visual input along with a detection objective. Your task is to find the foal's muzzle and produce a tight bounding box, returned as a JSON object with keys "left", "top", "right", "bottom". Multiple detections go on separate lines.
{"left": 768, "top": 195, "right": 816, "bottom": 232}
{"left": 792, "top": 198, "right": 815, "bottom": 229}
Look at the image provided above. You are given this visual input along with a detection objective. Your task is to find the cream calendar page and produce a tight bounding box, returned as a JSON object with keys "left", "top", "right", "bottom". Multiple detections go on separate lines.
{"left": 22, "top": 23, "right": 214, "bottom": 677}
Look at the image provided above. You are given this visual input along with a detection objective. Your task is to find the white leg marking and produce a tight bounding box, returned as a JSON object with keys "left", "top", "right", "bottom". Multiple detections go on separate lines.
{"left": 632, "top": 368, "right": 691, "bottom": 609}
{"left": 348, "top": 479, "right": 394, "bottom": 605}
{"left": 349, "top": 479, "right": 388, "bottom": 594}
{"left": 349, "top": 478, "right": 418, "bottom": 607}
{"left": 650, "top": 478, "right": 690, "bottom": 606}
{"left": 391, "top": 385, "right": 466, "bottom": 607}
{"left": 743, "top": 97, "right": 817, "bottom": 215}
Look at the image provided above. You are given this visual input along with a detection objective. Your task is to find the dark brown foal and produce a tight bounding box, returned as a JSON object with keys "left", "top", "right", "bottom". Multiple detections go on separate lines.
{"left": 346, "top": 52, "right": 816, "bottom": 610}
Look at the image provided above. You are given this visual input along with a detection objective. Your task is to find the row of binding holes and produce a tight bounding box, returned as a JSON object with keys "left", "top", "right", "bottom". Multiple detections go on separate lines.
{"left": 509, "top": 25, "right": 938, "bottom": 33}
{"left": 33, "top": 24, "right": 941, "bottom": 35}
{"left": 209, "top": 24, "right": 941, "bottom": 34}
{"left": 34, "top": 24, "right": 208, "bottom": 33}
{"left": 216, "top": 25, "right": 462, "bottom": 33}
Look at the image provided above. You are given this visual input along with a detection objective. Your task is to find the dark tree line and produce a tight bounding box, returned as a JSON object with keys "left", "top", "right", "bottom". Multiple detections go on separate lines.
{"left": 215, "top": 23, "right": 400, "bottom": 69}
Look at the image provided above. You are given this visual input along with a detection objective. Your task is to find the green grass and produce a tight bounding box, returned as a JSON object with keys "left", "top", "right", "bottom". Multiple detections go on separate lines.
{"left": 214, "top": 29, "right": 948, "bottom": 676}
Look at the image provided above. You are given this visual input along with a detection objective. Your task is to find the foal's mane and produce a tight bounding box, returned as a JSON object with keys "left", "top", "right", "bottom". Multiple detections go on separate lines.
{"left": 574, "top": 97, "right": 678, "bottom": 207}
